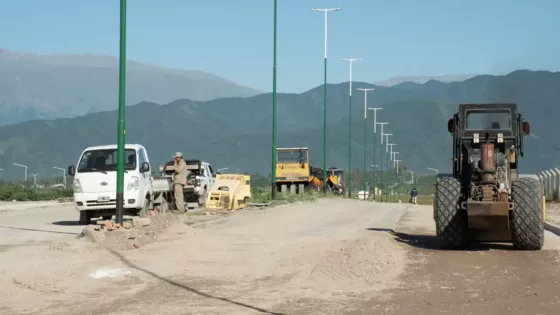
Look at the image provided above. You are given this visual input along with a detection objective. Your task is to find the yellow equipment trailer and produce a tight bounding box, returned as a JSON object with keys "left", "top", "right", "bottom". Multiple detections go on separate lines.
{"left": 206, "top": 174, "right": 251, "bottom": 211}
{"left": 275, "top": 147, "right": 311, "bottom": 194}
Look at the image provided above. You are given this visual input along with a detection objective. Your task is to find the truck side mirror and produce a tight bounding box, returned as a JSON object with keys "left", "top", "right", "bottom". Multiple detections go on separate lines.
{"left": 447, "top": 118, "right": 455, "bottom": 133}
{"left": 522, "top": 121, "right": 530, "bottom": 135}
{"left": 141, "top": 162, "right": 150, "bottom": 172}
{"left": 68, "top": 165, "right": 75, "bottom": 176}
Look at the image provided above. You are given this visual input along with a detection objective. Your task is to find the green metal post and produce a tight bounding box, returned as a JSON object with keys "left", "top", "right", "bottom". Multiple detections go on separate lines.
{"left": 380, "top": 141, "right": 384, "bottom": 202}
{"left": 348, "top": 93, "right": 352, "bottom": 197}
{"left": 115, "top": 0, "right": 127, "bottom": 225}
{"left": 373, "top": 135, "right": 376, "bottom": 200}
{"left": 271, "top": 0, "right": 278, "bottom": 200}
{"left": 363, "top": 111, "right": 366, "bottom": 196}
{"left": 323, "top": 57, "right": 328, "bottom": 194}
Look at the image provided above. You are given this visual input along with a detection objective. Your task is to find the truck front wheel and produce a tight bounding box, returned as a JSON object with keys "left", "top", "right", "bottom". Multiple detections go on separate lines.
{"left": 79, "top": 211, "right": 91, "bottom": 225}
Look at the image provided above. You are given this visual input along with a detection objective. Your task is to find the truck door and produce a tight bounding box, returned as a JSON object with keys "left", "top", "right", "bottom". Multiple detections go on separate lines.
{"left": 207, "top": 164, "right": 216, "bottom": 188}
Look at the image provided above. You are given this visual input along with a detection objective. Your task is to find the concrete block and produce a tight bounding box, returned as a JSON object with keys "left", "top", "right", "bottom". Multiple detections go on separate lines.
{"left": 132, "top": 217, "right": 151, "bottom": 227}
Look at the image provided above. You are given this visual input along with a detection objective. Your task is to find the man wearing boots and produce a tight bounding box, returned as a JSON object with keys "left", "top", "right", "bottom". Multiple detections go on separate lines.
{"left": 173, "top": 152, "right": 187, "bottom": 212}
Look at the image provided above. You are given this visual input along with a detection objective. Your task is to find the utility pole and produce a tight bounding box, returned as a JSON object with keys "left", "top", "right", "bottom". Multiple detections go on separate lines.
{"left": 341, "top": 57, "right": 362, "bottom": 197}
{"left": 370, "top": 164, "right": 379, "bottom": 198}
{"left": 271, "top": 0, "right": 278, "bottom": 200}
{"left": 392, "top": 152, "right": 399, "bottom": 166}
{"left": 115, "top": 0, "right": 127, "bottom": 225}
{"left": 13, "top": 163, "right": 28, "bottom": 182}
{"left": 53, "top": 166, "right": 67, "bottom": 188}
{"left": 357, "top": 87, "right": 374, "bottom": 198}
{"left": 313, "top": 7, "right": 340, "bottom": 194}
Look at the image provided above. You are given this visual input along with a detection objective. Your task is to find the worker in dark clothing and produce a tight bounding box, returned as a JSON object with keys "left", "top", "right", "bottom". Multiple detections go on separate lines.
{"left": 410, "top": 187, "right": 418, "bottom": 205}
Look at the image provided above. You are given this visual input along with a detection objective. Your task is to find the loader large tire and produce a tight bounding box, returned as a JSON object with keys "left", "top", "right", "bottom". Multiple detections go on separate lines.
{"left": 511, "top": 177, "right": 544, "bottom": 250}
{"left": 434, "top": 177, "right": 469, "bottom": 249}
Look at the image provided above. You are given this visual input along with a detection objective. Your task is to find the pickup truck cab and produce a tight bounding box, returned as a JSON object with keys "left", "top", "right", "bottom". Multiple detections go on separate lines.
{"left": 67, "top": 144, "right": 153, "bottom": 224}
{"left": 160, "top": 159, "right": 216, "bottom": 207}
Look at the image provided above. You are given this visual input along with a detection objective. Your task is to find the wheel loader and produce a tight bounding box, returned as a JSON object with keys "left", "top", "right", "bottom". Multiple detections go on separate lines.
{"left": 434, "top": 103, "right": 544, "bottom": 250}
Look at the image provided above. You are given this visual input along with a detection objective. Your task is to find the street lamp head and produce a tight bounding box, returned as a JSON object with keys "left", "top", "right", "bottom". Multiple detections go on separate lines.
{"left": 341, "top": 57, "right": 362, "bottom": 61}
{"left": 312, "top": 7, "right": 341, "bottom": 12}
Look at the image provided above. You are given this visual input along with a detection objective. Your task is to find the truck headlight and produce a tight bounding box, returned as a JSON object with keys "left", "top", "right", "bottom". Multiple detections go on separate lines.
{"left": 127, "top": 176, "right": 140, "bottom": 190}
{"left": 73, "top": 178, "right": 83, "bottom": 193}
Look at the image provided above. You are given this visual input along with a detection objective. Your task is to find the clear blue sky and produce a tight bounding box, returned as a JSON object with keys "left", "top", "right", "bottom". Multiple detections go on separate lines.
{"left": 0, "top": 0, "right": 558, "bottom": 93}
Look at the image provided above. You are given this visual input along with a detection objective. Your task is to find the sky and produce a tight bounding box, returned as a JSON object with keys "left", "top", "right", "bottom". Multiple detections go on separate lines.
{"left": 0, "top": 0, "right": 559, "bottom": 93}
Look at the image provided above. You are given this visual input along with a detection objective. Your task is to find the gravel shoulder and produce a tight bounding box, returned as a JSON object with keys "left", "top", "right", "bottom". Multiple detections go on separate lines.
{"left": 362, "top": 204, "right": 560, "bottom": 315}
{"left": 0, "top": 199, "right": 412, "bottom": 315}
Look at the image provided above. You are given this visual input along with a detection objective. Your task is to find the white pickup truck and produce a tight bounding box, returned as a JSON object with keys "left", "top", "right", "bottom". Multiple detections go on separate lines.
{"left": 159, "top": 159, "right": 217, "bottom": 208}
{"left": 68, "top": 143, "right": 171, "bottom": 224}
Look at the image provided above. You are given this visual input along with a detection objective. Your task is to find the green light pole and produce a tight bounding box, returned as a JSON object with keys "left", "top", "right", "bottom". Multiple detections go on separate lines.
{"left": 368, "top": 107, "right": 382, "bottom": 200}
{"left": 115, "top": 0, "right": 127, "bottom": 225}
{"left": 357, "top": 88, "right": 374, "bottom": 199}
{"left": 271, "top": 0, "right": 278, "bottom": 200}
{"left": 387, "top": 143, "right": 397, "bottom": 202}
{"left": 341, "top": 58, "right": 361, "bottom": 197}
{"left": 377, "top": 122, "right": 388, "bottom": 201}
{"left": 312, "top": 7, "right": 340, "bottom": 194}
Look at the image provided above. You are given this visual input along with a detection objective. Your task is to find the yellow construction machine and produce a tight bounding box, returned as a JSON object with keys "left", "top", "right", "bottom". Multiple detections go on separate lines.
{"left": 309, "top": 167, "right": 345, "bottom": 194}
{"left": 206, "top": 174, "right": 251, "bottom": 211}
{"left": 275, "top": 147, "right": 311, "bottom": 194}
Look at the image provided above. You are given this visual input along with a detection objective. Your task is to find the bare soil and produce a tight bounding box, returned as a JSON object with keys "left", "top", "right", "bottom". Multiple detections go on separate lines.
{"left": 2, "top": 200, "right": 560, "bottom": 314}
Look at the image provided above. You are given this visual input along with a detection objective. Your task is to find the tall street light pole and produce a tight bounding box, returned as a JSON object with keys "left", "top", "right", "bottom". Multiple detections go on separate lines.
{"left": 404, "top": 169, "right": 414, "bottom": 184}
{"left": 357, "top": 87, "right": 374, "bottom": 198}
{"left": 313, "top": 7, "right": 340, "bottom": 194}
{"left": 368, "top": 107, "right": 382, "bottom": 199}
{"left": 271, "top": 0, "right": 278, "bottom": 200}
{"left": 382, "top": 133, "right": 392, "bottom": 201}
{"left": 13, "top": 163, "right": 27, "bottom": 182}
{"left": 377, "top": 122, "right": 388, "bottom": 201}
{"left": 53, "top": 166, "right": 67, "bottom": 188}
{"left": 341, "top": 57, "right": 361, "bottom": 197}
{"left": 115, "top": 0, "right": 127, "bottom": 225}
{"left": 395, "top": 160, "right": 402, "bottom": 172}
{"left": 31, "top": 173, "right": 39, "bottom": 187}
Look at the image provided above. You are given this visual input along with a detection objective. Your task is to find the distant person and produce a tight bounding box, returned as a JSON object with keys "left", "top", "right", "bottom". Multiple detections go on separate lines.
{"left": 410, "top": 187, "right": 418, "bottom": 205}
{"left": 173, "top": 152, "right": 187, "bottom": 212}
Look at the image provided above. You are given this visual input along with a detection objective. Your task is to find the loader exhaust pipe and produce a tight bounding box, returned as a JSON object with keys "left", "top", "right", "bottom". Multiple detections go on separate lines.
{"left": 480, "top": 143, "right": 495, "bottom": 184}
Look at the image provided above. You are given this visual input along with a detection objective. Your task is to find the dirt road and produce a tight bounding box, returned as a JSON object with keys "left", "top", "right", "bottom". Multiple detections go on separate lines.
{"left": 1, "top": 199, "right": 560, "bottom": 315}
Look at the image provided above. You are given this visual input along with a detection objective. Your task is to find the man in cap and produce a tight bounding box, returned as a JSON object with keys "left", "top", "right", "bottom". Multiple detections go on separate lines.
{"left": 173, "top": 152, "right": 187, "bottom": 212}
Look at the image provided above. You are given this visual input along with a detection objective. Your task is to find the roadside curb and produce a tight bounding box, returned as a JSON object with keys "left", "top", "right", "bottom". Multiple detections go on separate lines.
{"left": 544, "top": 221, "right": 560, "bottom": 236}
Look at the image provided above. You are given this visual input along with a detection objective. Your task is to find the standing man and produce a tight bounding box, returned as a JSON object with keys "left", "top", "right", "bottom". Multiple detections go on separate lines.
{"left": 410, "top": 187, "right": 418, "bottom": 205}
{"left": 173, "top": 152, "right": 187, "bottom": 212}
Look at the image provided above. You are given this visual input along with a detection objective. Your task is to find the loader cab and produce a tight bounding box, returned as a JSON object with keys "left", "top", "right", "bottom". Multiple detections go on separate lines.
{"left": 447, "top": 103, "right": 530, "bottom": 178}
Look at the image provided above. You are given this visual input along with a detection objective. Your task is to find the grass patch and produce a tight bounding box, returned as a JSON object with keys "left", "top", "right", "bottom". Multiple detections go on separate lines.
{"left": 249, "top": 187, "right": 322, "bottom": 206}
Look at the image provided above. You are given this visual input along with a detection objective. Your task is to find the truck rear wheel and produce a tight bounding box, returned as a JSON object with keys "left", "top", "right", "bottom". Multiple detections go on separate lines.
{"left": 434, "top": 177, "right": 468, "bottom": 249}
{"left": 511, "top": 177, "right": 544, "bottom": 250}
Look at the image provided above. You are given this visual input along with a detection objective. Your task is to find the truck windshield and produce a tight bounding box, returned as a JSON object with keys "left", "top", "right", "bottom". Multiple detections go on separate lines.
{"left": 466, "top": 111, "right": 511, "bottom": 130}
{"left": 78, "top": 149, "right": 137, "bottom": 173}
{"left": 277, "top": 150, "right": 308, "bottom": 163}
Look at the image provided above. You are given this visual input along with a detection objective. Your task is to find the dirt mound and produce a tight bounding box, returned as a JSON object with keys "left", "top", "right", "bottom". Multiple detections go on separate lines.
{"left": 79, "top": 213, "right": 192, "bottom": 251}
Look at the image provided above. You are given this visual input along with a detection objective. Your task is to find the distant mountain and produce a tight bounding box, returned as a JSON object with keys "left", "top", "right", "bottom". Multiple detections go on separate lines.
{"left": 373, "top": 74, "right": 478, "bottom": 86}
{"left": 0, "top": 69, "right": 557, "bottom": 180}
{"left": 0, "top": 48, "right": 261, "bottom": 125}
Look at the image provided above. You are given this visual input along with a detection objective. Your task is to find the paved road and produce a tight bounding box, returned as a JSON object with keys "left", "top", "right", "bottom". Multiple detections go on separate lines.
{"left": 1, "top": 199, "right": 559, "bottom": 314}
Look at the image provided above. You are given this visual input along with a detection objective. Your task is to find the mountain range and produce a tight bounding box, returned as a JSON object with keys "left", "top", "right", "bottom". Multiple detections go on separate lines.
{"left": 0, "top": 69, "right": 558, "bottom": 180}
{"left": 0, "top": 48, "right": 261, "bottom": 125}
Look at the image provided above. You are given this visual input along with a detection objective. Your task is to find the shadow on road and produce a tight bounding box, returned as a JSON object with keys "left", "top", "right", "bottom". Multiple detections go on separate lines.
{"left": 367, "top": 227, "right": 514, "bottom": 251}
{"left": 0, "top": 225, "right": 78, "bottom": 235}
{"left": 52, "top": 220, "right": 83, "bottom": 226}
{"left": 105, "top": 247, "right": 286, "bottom": 315}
